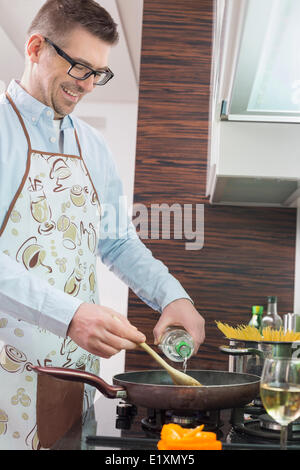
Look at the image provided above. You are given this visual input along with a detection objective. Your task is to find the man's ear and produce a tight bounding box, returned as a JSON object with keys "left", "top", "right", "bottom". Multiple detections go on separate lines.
{"left": 26, "top": 34, "right": 46, "bottom": 64}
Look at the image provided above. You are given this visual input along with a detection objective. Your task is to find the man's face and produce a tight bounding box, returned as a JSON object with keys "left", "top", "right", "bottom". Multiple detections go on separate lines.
{"left": 31, "top": 27, "right": 111, "bottom": 119}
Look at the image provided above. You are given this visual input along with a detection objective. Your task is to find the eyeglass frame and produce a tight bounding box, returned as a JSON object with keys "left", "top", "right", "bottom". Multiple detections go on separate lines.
{"left": 44, "top": 37, "right": 114, "bottom": 86}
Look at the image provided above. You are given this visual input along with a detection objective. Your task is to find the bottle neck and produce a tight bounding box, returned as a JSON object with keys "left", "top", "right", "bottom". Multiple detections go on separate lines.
{"left": 267, "top": 303, "right": 277, "bottom": 316}
{"left": 176, "top": 342, "right": 192, "bottom": 358}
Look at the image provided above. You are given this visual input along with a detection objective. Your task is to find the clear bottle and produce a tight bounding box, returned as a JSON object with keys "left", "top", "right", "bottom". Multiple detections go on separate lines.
{"left": 158, "top": 327, "right": 194, "bottom": 362}
{"left": 261, "top": 296, "right": 282, "bottom": 331}
{"left": 249, "top": 305, "right": 264, "bottom": 331}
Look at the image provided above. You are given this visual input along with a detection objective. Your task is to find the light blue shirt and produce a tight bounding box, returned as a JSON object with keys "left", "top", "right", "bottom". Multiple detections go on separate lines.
{"left": 0, "top": 80, "right": 192, "bottom": 338}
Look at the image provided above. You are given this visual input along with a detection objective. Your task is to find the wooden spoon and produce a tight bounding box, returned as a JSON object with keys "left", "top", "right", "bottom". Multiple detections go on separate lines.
{"left": 139, "top": 342, "right": 202, "bottom": 387}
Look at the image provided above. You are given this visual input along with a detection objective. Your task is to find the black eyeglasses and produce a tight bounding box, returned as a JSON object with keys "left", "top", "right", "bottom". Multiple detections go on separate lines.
{"left": 44, "top": 37, "right": 114, "bottom": 86}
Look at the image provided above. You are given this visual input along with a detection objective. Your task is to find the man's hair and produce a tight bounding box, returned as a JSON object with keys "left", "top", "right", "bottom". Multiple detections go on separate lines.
{"left": 28, "top": 0, "right": 119, "bottom": 45}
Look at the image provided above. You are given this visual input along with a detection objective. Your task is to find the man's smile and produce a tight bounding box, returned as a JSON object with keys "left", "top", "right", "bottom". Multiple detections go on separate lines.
{"left": 61, "top": 85, "right": 81, "bottom": 102}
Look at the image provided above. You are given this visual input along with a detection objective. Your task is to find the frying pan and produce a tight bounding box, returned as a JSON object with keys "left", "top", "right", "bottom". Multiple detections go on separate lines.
{"left": 32, "top": 366, "right": 260, "bottom": 411}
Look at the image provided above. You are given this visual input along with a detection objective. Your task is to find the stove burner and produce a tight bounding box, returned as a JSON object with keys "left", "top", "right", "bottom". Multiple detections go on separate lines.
{"left": 259, "top": 414, "right": 282, "bottom": 432}
{"left": 231, "top": 408, "right": 300, "bottom": 442}
{"left": 141, "top": 417, "right": 162, "bottom": 436}
{"left": 259, "top": 414, "right": 300, "bottom": 433}
{"left": 171, "top": 414, "right": 199, "bottom": 426}
{"left": 140, "top": 408, "right": 223, "bottom": 438}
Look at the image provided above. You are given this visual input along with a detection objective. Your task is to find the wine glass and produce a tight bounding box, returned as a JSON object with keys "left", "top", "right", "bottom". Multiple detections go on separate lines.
{"left": 260, "top": 357, "right": 300, "bottom": 450}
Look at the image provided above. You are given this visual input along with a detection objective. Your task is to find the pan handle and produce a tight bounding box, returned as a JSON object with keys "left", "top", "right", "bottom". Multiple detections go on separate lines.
{"left": 31, "top": 365, "right": 127, "bottom": 400}
{"left": 219, "top": 345, "right": 264, "bottom": 357}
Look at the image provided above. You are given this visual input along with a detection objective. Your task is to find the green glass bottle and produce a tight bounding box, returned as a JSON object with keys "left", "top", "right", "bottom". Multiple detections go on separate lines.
{"left": 249, "top": 305, "right": 264, "bottom": 331}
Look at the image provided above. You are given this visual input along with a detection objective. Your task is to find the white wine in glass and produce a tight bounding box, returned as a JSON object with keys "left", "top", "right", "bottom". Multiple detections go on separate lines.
{"left": 260, "top": 358, "right": 300, "bottom": 450}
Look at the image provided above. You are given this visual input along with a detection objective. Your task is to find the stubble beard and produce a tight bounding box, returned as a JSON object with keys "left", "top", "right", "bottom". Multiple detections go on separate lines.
{"left": 43, "top": 80, "right": 84, "bottom": 119}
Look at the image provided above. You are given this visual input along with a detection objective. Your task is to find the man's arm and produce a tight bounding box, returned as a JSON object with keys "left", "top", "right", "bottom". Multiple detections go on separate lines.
{"left": 0, "top": 250, "right": 80, "bottom": 337}
{"left": 98, "top": 181, "right": 205, "bottom": 350}
{"left": 0, "top": 251, "right": 145, "bottom": 355}
{"left": 74, "top": 121, "right": 206, "bottom": 351}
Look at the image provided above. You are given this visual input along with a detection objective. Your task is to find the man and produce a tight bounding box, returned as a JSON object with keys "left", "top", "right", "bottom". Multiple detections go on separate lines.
{"left": 0, "top": 0, "right": 205, "bottom": 449}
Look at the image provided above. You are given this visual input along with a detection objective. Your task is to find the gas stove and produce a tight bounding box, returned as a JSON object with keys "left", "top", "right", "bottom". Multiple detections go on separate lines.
{"left": 76, "top": 395, "right": 300, "bottom": 451}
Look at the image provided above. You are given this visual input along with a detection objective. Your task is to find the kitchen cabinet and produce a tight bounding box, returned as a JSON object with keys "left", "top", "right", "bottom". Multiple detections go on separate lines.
{"left": 207, "top": 0, "right": 300, "bottom": 207}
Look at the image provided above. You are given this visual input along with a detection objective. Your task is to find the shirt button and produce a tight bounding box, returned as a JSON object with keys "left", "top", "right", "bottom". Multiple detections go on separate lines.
{"left": 47, "top": 110, "right": 52, "bottom": 117}
{"left": 50, "top": 136, "right": 56, "bottom": 143}
{"left": 31, "top": 117, "right": 36, "bottom": 122}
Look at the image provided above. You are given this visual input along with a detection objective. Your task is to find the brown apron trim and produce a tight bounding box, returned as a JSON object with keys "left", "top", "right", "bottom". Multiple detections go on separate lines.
{"left": 32, "top": 150, "right": 81, "bottom": 159}
{"left": 6, "top": 93, "right": 32, "bottom": 151}
{"left": 74, "top": 130, "right": 82, "bottom": 158}
{"left": 0, "top": 95, "right": 33, "bottom": 237}
{"left": 31, "top": 131, "right": 82, "bottom": 160}
{"left": 74, "top": 127, "right": 101, "bottom": 210}
{"left": 0, "top": 94, "right": 87, "bottom": 237}
{"left": 6, "top": 92, "right": 82, "bottom": 160}
{"left": 81, "top": 159, "right": 102, "bottom": 210}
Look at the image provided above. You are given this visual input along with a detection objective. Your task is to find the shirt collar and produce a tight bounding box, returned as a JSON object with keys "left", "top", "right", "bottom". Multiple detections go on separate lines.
{"left": 6, "top": 80, "right": 74, "bottom": 130}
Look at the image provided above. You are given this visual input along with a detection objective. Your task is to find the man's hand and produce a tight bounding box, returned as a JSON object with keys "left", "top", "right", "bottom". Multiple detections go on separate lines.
{"left": 153, "top": 299, "right": 205, "bottom": 355}
{"left": 67, "top": 303, "right": 146, "bottom": 358}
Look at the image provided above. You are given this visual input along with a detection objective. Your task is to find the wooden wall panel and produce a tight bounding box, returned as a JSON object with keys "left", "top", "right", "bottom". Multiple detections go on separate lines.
{"left": 126, "top": 0, "right": 297, "bottom": 372}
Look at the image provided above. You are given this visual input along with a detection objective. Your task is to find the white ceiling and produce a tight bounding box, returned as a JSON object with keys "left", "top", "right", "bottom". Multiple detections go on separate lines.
{"left": 0, "top": 0, "right": 143, "bottom": 103}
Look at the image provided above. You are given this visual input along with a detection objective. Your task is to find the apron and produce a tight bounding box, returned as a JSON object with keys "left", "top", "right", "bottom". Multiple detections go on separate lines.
{"left": 0, "top": 93, "right": 101, "bottom": 450}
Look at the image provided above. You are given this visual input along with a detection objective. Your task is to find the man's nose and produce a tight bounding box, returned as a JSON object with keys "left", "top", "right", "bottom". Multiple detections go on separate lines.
{"left": 76, "top": 75, "right": 95, "bottom": 93}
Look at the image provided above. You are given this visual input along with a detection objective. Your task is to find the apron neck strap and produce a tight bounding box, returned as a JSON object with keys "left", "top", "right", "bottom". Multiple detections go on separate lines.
{"left": 74, "top": 129, "right": 82, "bottom": 159}
{"left": 6, "top": 92, "right": 32, "bottom": 151}
{"left": 5, "top": 92, "right": 82, "bottom": 158}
